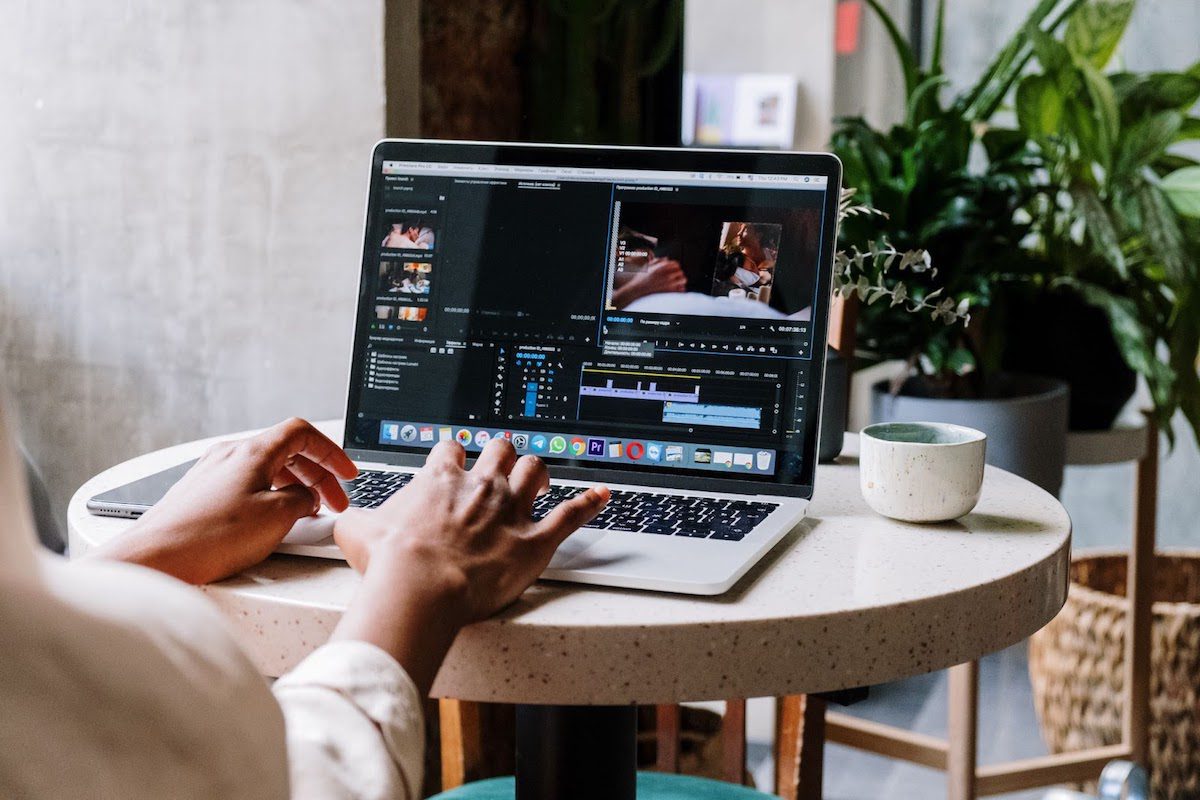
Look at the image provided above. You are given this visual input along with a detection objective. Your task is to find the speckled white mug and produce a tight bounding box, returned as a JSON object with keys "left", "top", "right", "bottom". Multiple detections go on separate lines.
{"left": 860, "top": 422, "right": 987, "bottom": 523}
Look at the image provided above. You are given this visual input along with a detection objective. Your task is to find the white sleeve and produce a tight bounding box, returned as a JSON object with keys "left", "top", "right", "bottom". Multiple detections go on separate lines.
{"left": 273, "top": 641, "right": 425, "bottom": 800}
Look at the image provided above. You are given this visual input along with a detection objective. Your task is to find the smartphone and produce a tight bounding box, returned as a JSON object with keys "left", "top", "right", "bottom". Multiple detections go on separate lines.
{"left": 86, "top": 460, "right": 197, "bottom": 518}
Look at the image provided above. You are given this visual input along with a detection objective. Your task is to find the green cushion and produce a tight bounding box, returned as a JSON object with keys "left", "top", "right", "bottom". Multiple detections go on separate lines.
{"left": 430, "top": 772, "right": 774, "bottom": 800}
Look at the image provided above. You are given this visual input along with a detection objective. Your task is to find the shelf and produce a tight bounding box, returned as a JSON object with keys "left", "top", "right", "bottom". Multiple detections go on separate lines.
{"left": 1066, "top": 415, "right": 1149, "bottom": 466}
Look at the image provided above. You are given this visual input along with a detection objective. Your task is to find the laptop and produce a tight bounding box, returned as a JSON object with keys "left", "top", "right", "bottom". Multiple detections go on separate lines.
{"left": 97, "top": 140, "right": 842, "bottom": 595}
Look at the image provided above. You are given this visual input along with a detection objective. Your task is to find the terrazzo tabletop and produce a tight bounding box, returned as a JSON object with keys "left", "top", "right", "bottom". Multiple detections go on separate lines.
{"left": 69, "top": 420, "right": 1071, "bottom": 704}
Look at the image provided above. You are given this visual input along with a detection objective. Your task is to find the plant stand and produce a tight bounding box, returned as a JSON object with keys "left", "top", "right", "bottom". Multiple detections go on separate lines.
{"left": 821, "top": 412, "right": 1158, "bottom": 799}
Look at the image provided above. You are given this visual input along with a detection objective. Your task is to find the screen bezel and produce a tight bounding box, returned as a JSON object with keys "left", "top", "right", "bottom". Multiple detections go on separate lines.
{"left": 343, "top": 139, "right": 842, "bottom": 499}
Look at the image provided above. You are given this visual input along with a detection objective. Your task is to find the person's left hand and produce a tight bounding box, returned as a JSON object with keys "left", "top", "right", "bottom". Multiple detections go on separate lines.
{"left": 93, "top": 418, "right": 357, "bottom": 584}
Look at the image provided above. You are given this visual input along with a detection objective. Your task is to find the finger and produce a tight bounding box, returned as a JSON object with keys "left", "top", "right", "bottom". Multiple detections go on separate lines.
{"left": 532, "top": 485, "right": 610, "bottom": 548}
{"left": 509, "top": 455, "right": 549, "bottom": 508}
{"left": 259, "top": 483, "right": 321, "bottom": 525}
{"left": 473, "top": 437, "right": 517, "bottom": 477}
{"left": 284, "top": 453, "right": 351, "bottom": 512}
{"left": 426, "top": 440, "right": 466, "bottom": 470}
{"left": 254, "top": 418, "right": 358, "bottom": 482}
{"left": 271, "top": 466, "right": 302, "bottom": 490}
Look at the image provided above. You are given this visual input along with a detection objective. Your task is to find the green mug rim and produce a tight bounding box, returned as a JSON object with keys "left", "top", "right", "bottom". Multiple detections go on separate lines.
{"left": 861, "top": 421, "right": 987, "bottom": 446}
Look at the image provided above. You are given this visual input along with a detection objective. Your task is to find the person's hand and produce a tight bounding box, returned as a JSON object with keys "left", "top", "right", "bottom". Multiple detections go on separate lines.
{"left": 330, "top": 438, "right": 609, "bottom": 693}
{"left": 93, "top": 418, "right": 357, "bottom": 584}
{"left": 610, "top": 258, "right": 687, "bottom": 308}
{"left": 336, "top": 437, "right": 609, "bottom": 622}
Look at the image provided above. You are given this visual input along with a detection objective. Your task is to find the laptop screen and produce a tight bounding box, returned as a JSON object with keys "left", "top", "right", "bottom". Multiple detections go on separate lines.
{"left": 344, "top": 142, "right": 839, "bottom": 497}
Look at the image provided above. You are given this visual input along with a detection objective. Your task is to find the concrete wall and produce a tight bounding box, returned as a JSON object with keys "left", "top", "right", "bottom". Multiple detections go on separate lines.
{"left": 0, "top": 1, "right": 387, "bottom": 527}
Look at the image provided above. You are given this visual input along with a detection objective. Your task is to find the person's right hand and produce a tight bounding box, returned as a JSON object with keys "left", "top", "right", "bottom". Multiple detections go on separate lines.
{"left": 330, "top": 438, "right": 608, "bottom": 692}
{"left": 610, "top": 257, "right": 687, "bottom": 308}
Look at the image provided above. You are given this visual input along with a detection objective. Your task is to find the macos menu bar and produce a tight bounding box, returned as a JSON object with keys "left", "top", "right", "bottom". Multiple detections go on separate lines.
{"left": 381, "top": 160, "right": 828, "bottom": 189}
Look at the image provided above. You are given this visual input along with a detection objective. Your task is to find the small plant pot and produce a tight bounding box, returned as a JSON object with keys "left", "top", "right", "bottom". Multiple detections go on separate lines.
{"left": 870, "top": 373, "right": 1069, "bottom": 495}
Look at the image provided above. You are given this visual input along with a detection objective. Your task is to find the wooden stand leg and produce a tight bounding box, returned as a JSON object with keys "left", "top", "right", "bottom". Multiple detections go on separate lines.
{"left": 655, "top": 704, "right": 681, "bottom": 773}
{"left": 722, "top": 699, "right": 748, "bottom": 785}
{"left": 1125, "top": 414, "right": 1158, "bottom": 768}
{"left": 439, "top": 699, "right": 482, "bottom": 791}
{"left": 775, "top": 694, "right": 827, "bottom": 800}
{"left": 947, "top": 661, "right": 978, "bottom": 800}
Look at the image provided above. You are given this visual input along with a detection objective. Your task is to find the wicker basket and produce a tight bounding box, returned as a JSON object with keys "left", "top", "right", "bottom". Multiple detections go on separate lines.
{"left": 1028, "top": 549, "right": 1200, "bottom": 800}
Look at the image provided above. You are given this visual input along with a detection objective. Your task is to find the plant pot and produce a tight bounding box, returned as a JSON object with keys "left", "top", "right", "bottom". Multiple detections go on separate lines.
{"left": 1028, "top": 550, "right": 1200, "bottom": 800}
{"left": 870, "top": 373, "right": 1069, "bottom": 496}
{"left": 819, "top": 346, "right": 848, "bottom": 463}
{"left": 1001, "top": 286, "right": 1137, "bottom": 431}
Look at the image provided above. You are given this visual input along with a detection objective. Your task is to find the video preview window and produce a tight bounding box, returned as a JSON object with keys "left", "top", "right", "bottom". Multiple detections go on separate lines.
{"left": 379, "top": 260, "right": 432, "bottom": 296}
{"left": 606, "top": 200, "right": 821, "bottom": 321}
{"left": 375, "top": 304, "right": 428, "bottom": 322}
{"left": 381, "top": 217, "right": 437, "bottom": 250}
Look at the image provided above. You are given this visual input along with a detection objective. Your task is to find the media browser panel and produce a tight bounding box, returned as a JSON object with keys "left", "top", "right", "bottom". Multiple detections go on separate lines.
{"left": 346, "top": 152, "right": 833, "bottom": 489}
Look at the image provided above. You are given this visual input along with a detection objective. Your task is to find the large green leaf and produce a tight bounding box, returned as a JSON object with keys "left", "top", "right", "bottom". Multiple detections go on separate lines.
{"left": 929, "top": 0, "right": 947, "bottom": 76}
{"left": 1135, "top": 176, "right": 1192, "bottom": 284}
{"left": 1115, "top": 111, "right": 1183, "bottom": 177}
{"left": 1115, "top": 71, "right": 1200, "bottom": 121}
{"left": 1016, "top": 75, "right": 1065, "bottom": 141}
{"left": 1177, "top": 117, "right": 1200, "bottom": 144}
{"left": 1029, "top": 26, "right": 1072, "bottom": 74}
{"left": 1079, "top": 61, "right": 1119, "bottom": 164}
{"left": 1063, "top": 0, "right": 1134, "bottom": 68}
{"left": 981, "top": 127, "right": 1030, "bottom": 162}
{"left": 861, "top": 0, "right": 920, "bottom": 100}
{"left": 1071, "top": 182, "right": 1127, "bottom": 276}
{"left": 959, "top": 0, "right": 1084, "bottom": 121}
{"left": 1161, "top": 166, "right": 1200, "bottom": 218}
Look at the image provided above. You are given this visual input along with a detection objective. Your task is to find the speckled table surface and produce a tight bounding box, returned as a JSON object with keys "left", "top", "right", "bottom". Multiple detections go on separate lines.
{"left": 69, "top": 421, "right": 1070, "bottom": 704}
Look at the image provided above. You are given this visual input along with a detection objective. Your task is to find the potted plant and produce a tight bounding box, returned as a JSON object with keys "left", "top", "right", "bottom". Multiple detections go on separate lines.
{"left": 833, "top": 0, "right": 1078, "bottom": 493}
{"left": 1002, "top": 0, "right": 1200, "bottom": 444}
{"left": 834, "top": 0, "right": 1200, "bottom": 493}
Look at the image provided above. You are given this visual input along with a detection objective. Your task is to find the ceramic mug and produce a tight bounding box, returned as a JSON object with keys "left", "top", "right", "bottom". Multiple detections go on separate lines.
{"left": 859, "top": 421, "right": 987, "bottom": 523}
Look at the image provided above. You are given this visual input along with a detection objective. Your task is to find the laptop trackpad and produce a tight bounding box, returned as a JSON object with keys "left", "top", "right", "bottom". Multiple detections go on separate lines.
{"left": 548, "top": 526, "right": 606, "bottom": 569}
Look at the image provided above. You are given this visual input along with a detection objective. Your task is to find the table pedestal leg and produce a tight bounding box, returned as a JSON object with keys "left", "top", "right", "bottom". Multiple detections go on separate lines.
{"left": 515, "top": 704, "right": 637, "bottom": 800}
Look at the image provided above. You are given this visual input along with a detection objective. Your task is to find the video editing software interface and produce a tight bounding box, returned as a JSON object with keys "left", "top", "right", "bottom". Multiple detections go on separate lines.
{"left": 345, "top": 154, "right": 832, "bottom": 489}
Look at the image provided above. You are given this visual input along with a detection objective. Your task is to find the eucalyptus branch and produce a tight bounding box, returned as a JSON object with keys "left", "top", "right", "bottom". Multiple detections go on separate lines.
{"left": 834, "top": 189, "right": 971, "bottom": 326}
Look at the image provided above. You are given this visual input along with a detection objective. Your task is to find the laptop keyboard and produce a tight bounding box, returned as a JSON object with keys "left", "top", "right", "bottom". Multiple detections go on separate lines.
{"left": 342, "top": 470, "right": 414, "bottom": 509}
{"left": 343, "top": 470, "right": 777, "bottom": 542}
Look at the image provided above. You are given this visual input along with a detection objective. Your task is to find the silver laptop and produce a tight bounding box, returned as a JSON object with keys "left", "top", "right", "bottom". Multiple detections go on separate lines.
{"left": 278, "top": 139, "right": 841, "bottom": 595}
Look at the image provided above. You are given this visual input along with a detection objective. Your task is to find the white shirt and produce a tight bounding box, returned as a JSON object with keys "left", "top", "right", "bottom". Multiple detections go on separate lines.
{"left": 0, "top": 403, "right": 425, "bottom": 800}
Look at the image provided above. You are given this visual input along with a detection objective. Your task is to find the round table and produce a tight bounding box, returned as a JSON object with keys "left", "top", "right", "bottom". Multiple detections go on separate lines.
{"left": 70, "top": 421, "right": 1072, "bottom": 799}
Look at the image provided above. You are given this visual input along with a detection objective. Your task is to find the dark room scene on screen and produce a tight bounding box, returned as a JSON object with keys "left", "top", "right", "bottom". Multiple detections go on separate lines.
{"left": 606, "top": 200, "right": 821, "bottom": 321}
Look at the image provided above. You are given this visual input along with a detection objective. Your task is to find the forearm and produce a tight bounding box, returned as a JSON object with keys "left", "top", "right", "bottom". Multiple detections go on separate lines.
{"left": 331, "top": 544, "right": 470, "bottom": 696}
{"left": 86, "top": 519, "right": 241, "bottom": 585}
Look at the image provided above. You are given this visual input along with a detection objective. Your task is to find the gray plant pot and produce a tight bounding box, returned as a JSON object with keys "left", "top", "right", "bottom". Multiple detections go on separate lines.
{"left": 870, "top": 374, "right": 1070, "bottom": 496}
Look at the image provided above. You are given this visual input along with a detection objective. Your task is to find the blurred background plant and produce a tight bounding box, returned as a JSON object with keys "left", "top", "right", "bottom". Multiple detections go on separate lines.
{"left": 833, "top": 0, "right": 1064, "bottom": 399}
{"left": 833, "top": 0, "right": 1200, "bottom": 445}
{"left": 1003, "top": 0, "right": 1200, "bottom": 442}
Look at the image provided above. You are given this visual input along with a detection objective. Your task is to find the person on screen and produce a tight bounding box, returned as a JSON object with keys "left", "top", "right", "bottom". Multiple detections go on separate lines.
{"left": 401, "top": 220, "right": 435, "bottom": 250}
{"left": 382, "top": 223, "right": 417, "bottom": 249}
{"left": 0, "top": 402, "right": 609, "bottom": 800}
{"left": 736, "top": 223, "right": 778, "bottom": 273}
{"left": 713, "top": 247, "right": 769, "bottom": 299}
{"left": 609, "top": 257, "right": 687, "bottom": 309}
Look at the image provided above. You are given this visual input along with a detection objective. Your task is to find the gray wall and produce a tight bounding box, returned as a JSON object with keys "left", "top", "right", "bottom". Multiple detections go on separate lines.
{"left": 1, "top": 1, "right": 386, "bottom": 527}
